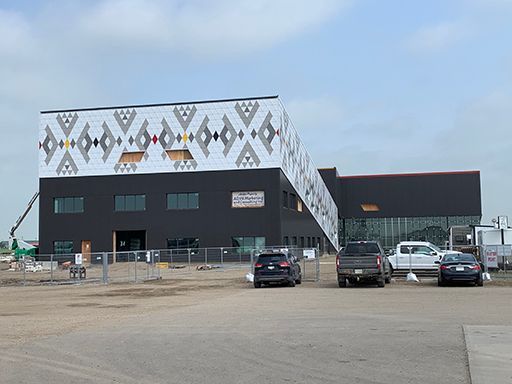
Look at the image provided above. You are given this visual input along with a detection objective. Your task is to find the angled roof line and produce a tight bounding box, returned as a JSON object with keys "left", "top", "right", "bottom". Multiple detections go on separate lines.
{"left": 338, "top": 170, "right": 480, "bottom": 179}
{"left": 41, "top": 95, "right": 279, "bottom": 114}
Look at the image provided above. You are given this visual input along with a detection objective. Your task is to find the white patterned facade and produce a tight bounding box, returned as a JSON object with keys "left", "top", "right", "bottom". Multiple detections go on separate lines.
{"left": 39, "top": 96, "right": 338, "bottom": 249}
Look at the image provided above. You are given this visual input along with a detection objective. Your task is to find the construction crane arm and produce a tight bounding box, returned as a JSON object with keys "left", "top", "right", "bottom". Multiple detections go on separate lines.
{"left": 9, "top": 192, "right": 39, "bottom": 239}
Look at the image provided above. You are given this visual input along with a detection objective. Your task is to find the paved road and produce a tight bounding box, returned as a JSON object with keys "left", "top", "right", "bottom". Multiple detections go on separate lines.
{"left": 464, "top": 325, "right": 512, "bottom": 384}
{"left": 1, "top": 282, "right": 511, "bottom": 383}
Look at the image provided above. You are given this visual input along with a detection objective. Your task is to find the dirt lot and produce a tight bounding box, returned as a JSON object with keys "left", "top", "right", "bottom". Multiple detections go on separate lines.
{"left": 1, "top": 258, "right": 511, "bottom": 383}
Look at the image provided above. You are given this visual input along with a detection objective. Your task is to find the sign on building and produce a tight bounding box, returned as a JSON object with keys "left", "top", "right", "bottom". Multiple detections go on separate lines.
{"left": 75, "top": 253, "right": 83, "bottom": 265}
{"left": 232, "top": 191, "right": 265, "bottom": 208}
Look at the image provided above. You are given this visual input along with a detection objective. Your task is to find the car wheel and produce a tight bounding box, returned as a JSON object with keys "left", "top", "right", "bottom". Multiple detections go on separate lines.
{"left": 338, "top": 278, "right": 347, "bottom": 288}
{"left": 385, "top": 273, "right": 391, "bottom": 284}
{"left": 254, "top": 281, "right": 261, "bottom": 288}
{"left": 389, "top": 265, "right": 394, "bottom": 276}
{"left": 476, "top": 277, "right": 483, "bottom": 287}
{"left": 295, "top": 274, "right": 302, "bottom": 285}
{"left": 288, "top": 279, "right": 296, "bottom": 287}
{"left": 377, "top": 277, "right": 385, "bottom": 288}
{"left": 438, "top": 277, "right": 445, "bottom": 287}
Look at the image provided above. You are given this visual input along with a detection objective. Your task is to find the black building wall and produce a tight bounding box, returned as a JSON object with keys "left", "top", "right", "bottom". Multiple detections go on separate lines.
{"left": 337, "top": 171, "right": 482, "bottom": 218}
{"left": 39, "top": 168, "right": 324, "bottom": 254}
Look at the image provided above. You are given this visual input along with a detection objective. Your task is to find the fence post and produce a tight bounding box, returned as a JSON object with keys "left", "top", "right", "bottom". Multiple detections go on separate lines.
{"left": 102, "top": 252, "right": 108, "bottom": 284}
{"left": 188, "top": 248, "right": 191, "bottom": 272}
{"left": 22, "top": 256, "right": 26, "bottom": 286}
{"left": 205, "top": 248, "right": 208, "bottom": 265}
{"left": 221, "top": 247, "right": 224, "bottom": 267}
{"left": 316, "top": 248, "right": 320, "bottom": 283}
{"left": 134, "top": 252, "right": 138, "bottom": 283}
{"left": 50, "top": 254, "right": 54, "bottom": 284}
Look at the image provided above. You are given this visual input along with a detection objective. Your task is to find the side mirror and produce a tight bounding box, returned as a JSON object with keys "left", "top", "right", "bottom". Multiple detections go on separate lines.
{"left": 430, "top": 251, "right": 437, "bottom": 256}
{"left": 434, "top": 260, "right": 440, "bottom": 265}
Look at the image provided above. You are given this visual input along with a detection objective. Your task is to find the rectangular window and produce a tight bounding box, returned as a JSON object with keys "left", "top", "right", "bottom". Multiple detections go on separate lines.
{"left": 166, "top": 149, "right": 194, "bottom": 161}
{"left": 118, "top": 151, "right": 144, "bottom": 163}
{"left": 282, "top": 191, "right": 288, "bottom": 208}
{"left": 232, "top": 236, "right": 266, "bottom": 252}
{"left": 114, "top": 194, "right": 146, "bottom": 211}
{"left": 53, "top": 197, "right": 84, "bottom": 213}
{"left": 283, "top": 236, "right": 289, "bottom": 246}
{"left": 289, "top": 193, "right": 297, "bottom": 211}
{"left": 167, "top": 193, "right": 199, "bottom": 210}
{"left": 53, "top": 240, "right": 73, "bottom": 254}
{"left": 167, "top": 238, "right": 199, "bottom": 249}
{"left": 297, "top": 198, "right": 303, "bottom": 212}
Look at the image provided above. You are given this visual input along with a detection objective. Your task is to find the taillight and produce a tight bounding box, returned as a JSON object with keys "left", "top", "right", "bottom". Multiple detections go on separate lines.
{"left": 440, "top": 265, "right": 449, "bottom": 270}
{"left": 376, "top": 255, "right": 381, "bottom": 268}
{"left": 470, "top": 264, "right": 481, "bottom": 270}
{"left": 336, "top": 255, "right": 340, "bottom": 268}
{"left": 254, "top": 263, "right": 263, "bottom": 268}
{"left": 278, "top": 261, "right": 290, "bottom": 267}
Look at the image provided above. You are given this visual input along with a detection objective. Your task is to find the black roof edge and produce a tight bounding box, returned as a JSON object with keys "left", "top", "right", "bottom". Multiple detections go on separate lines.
{"left": 41, "top": 95, "right": 279, "bottom": 114}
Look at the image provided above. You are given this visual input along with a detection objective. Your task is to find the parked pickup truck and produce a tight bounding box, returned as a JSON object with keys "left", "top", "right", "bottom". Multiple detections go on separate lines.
{"left": 387, "top": 241, "right": 460, "bottom": 272}
{"left": 336, "top": 241, "right": 391, "bottom": 288}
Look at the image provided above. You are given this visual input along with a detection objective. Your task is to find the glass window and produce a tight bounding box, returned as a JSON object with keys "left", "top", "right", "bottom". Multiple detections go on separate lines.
{"left": 188, "top": 193, "right": 199, "bottom": 209}
{"left": 53, "top": 240, "right": 73, "bottom": 254}
{"left": 75, "top": 197, "right": 84, "bottom": 212}
{"left": 114, "top": 195, "right": 145, "bottom": 211}
{"left": 167, "top": 238, "right": 199, "bottom": 249}
{"left": 135, "top": 195, "right": 145, "bottom": 211}
{"left": 232, "top": 236, "right": 266, "bottom": 252}
{"left": 282, "top": 191, "right": 288, "bottom": 208}
{"left": 167, "top": 193, "right": 199, "bottom": 209}
{"left": 167, "top": 194, "right": 178, "bottom": 209}
{"left": 125, "top": 195, "right": 136, "bottom": 211}
{"left": 177, "top": 193, "right": 188, "bottom": 209}
{"left": 115, "top": 195, "right": 124, "bottom": 211}
{"left": 53, "top": 197, "right": 84, "bottom": 213}
{"left": 289, "top": 193, "right": 297, "bottom": 210}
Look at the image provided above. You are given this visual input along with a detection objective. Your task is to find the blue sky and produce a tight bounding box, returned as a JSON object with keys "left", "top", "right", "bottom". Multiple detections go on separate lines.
{"left": 1, "top": 0, "right": 511, "bottom": 239}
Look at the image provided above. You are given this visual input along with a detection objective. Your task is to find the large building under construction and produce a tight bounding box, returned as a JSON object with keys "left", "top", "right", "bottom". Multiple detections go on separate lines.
{"left": 38, "top": 96, "right": 481, "bottom": 255}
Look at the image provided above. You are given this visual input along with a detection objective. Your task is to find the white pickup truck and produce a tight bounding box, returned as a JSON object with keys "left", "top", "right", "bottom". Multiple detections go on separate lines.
{"left": 387, "top": 241, "right": 459, "bottom": 271}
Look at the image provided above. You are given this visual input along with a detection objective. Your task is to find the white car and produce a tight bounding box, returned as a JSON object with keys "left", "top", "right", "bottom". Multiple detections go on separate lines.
{"left": 388, "top": 241, "right": 460, "bottom": 271}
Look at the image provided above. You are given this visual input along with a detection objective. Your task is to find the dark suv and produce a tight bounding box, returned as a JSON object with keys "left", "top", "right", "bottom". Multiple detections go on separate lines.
{"left": 253, "top": 252, "right": 302, "bottom": 288}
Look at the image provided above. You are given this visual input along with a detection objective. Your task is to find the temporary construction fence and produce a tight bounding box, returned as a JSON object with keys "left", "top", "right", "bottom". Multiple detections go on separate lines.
{"left": 0, "top": 246, "right": 321, "bottom": 286}
{"left": 481, "top": 244, "right": 512, "bottom": 279}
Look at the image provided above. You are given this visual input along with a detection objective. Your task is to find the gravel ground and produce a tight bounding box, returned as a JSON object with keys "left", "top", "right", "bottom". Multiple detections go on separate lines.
{"left": 1, "top": 258, "right": 511, "bottom": 383}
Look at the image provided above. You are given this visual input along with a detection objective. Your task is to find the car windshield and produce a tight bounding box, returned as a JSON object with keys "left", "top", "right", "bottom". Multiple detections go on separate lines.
{"left": 442, "top": 254, "right": 476, "bottom": 263}
{"left": 430, "top": 244, "right": 442, "bottom": 252}
{"left": 257, "top": 254, "right": 287, "bottom": 263}
{"left": 345, "top": 243, "right": 380, "bottom": 254}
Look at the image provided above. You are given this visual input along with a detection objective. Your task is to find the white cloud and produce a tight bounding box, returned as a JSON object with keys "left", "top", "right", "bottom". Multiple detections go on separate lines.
{"left": 78, "top": 0, "right": 347, "bottom": 56}
{"left": 406, "top": 20, "right": 472, "bottom": 54}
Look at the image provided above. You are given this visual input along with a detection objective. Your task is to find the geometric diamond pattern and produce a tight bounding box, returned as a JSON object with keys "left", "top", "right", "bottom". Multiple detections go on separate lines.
{"left": 42, "top": 125, "right": 58, "bottom": 165}
{"left": 160, "top": 117, "right": 175, "bottom": 149}
{"left": 220, "top": 115, "right": 237, "bottom": 156}
{"left": 195, "top": 116, "right": 212, "bottom": 157}
{"left": 77, "top": 122, "right": 93, "bottom": 163}
{"left": 173, "top": 105, "right": 196, "bottom": 131}
{"left": 235, "top": 101, "right": 259, "bottom": 128}
{"left": 257, "top": 111, "right": 276, "bottom": 154}
{"left": 40, "top": 96, "right": 339, "bottom": 249}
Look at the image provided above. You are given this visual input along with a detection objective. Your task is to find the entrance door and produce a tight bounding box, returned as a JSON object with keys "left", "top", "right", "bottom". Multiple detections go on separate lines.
{"left": 114, "top": 230, "right": 146, "bottom": 262}
{"left": 81, "top": 240, "right": 91, "bottom": 263}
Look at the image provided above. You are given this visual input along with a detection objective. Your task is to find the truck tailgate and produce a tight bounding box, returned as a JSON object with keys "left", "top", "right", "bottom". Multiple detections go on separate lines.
{"left": 338, "top": 254, "right": 378, "bottom": 269}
